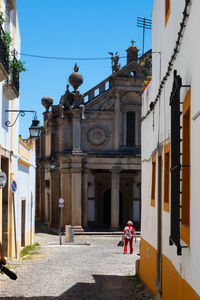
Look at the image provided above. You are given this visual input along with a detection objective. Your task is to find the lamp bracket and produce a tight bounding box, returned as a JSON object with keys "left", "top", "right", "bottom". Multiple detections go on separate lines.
{"left": 5, "top": 110, "right": 36, "bottom": 127}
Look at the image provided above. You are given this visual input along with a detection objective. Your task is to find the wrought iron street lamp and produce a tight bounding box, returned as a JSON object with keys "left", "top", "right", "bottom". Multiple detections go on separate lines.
{"left": 29, "top": 119, "right": 42, "bottom": 139}
{"left": 5, "top": 110, "right": 42, "bottom": 139}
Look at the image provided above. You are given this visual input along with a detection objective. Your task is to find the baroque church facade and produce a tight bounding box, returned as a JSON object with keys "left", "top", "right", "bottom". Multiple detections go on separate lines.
{"left": 36, "top": 44, "right": 149, "bottom": 231}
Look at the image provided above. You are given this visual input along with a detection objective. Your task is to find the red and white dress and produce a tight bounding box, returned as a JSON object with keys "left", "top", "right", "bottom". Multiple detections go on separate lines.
{"left": 123, "top": 225, "right": 135, "bottom": 254}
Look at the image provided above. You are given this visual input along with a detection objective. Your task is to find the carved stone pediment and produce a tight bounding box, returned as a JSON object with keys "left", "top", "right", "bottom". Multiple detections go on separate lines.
{"left": 113, "top": 60, "right": 149, "bottom": 78}
{"left": 99, "top": 96, "right": 115, "bottom": 111}
{"left": 86, "top": 94, "right": 115, "bottom": 112}
{"left": 120, "top": 91, "right": 141, "bottom": 105}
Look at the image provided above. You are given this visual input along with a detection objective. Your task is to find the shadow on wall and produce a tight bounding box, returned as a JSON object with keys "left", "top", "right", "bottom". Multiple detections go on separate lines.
{"left": 0, "top": 274, "right": 153, "bottom": 300}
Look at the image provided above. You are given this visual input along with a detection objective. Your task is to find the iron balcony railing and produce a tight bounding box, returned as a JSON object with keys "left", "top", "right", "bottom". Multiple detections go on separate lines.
{"left": 0, "top": 26, "right": 9, "bottom": 75}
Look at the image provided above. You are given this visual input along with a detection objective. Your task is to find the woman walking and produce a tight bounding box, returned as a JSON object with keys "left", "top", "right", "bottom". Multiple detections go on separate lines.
{"left": 123, "top": 220, "right": 136, "bottom": 254}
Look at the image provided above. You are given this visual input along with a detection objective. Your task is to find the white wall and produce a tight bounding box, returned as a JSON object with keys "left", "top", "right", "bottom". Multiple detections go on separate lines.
{"left": 142, "top": 0, "right": 200, "bottom": 294}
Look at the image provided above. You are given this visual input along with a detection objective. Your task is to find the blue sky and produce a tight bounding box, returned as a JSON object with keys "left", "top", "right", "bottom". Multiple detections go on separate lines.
{"left": 17, "top": 0, "right": 153, "bottom": 137}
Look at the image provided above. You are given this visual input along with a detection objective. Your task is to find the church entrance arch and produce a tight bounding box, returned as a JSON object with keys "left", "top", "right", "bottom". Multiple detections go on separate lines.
{"left": 103, "top": 189, "right": 123, "bottom": 228}
{"left": 103, "top": 189, "right": 111, "bottom": 226}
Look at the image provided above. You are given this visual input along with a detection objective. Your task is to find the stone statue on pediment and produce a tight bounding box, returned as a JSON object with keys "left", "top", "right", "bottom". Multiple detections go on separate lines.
{"left": 108, "top": 51, "right": 121, "bottom": 73}
{"left": 60, "top": 84, "right": 72, "bottom": 110}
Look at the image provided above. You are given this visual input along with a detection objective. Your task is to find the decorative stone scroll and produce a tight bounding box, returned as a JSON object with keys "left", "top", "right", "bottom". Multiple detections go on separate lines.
{"left": 87, "top": 126, "right": 109, "bottom": 147}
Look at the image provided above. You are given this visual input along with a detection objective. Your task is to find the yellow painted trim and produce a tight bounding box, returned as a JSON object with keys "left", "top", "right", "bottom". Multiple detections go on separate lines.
{"left": 181, "top": 88, "right": 191, "bottom": 245}
{"left": 16, "top": 238, "right": 21, "bottom": 253}
{"left": 139, "top": 238, "right": 157, "bottom": 294}
{"left": 162, "top": 255, "right": 200, "bottom": 300}
{"left": 139, "top": 237, "right": 200, "bottom": 299}
{"left": 180, "top": 223, "right": 190, "bottom": 246}
{"left": 183, "top": 89, "right": 191, "bottom": 115}
{"left": 163, "top": 143, "right": 170, "bottom": 212}
{"left": 17, "top": 167, "right": 19, "bottom": 252}
{"left": 151, "top": 154, "right": 156, "bottom": 207}
{"left": 19, "top": 142, "right": 30, "bottom": 161}
{"left": 0, "top": 165, "right": 2, "bottom": 242}
{"left": 25, "top": 226, "right": 34, "bottom": 246}
{"left": 9, "top": 2, "right": 17, "bottom": 256}
{"left": 18, "top": 158, "right": 31, "bottom": 167}
{"left": 19, "top": 139, "right": 31, "bottom": 151}
{"left": 165, "top": 0, "right": 170, "bottom": 27}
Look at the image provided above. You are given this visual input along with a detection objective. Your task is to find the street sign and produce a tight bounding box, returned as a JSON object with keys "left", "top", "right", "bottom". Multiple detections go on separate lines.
{"left": 58, "top": 198, "right": 64, "bottom": 208}
{"left": 0, "top": 172, "right": 7, "bottom": 188}
{"left": 11, "top": 180, "right": 17, "bottom": 193}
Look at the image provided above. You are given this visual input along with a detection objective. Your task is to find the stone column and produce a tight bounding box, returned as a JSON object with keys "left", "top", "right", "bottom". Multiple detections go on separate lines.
{"left": 40, "top": 167, "right": 45, "bottom": 223}
{"left": 82, "top": 170, "right": 89, "bottom": 228}
{"left": 71, "top": 168, "right": 82, "bottom": 230}
{"left": 70, "top": 155, "right": 86, "bottom": 232}
{"left": 72, "top": 109, "right": 81, "bottom": 152}
{"left": 51, "top": 169, "right": 61, "bottom": 227}
{"left": 111, "top": 168, "right": 121, "bottom": 230}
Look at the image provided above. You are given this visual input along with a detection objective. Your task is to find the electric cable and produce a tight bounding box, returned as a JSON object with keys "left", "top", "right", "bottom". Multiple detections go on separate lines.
{"left": 18, "top": 52, "right": 127, "bottom": 61}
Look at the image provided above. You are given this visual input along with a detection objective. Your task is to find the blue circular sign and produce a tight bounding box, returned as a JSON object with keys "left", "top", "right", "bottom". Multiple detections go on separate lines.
{"left": 11, "top": 180, "right": 17, "bottom": 193}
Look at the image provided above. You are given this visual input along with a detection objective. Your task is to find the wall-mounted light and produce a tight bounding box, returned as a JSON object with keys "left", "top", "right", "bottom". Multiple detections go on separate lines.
{"left": 50, "top": 156, "right": 56, "bottom": 171}
{"left": 5, "top": 110, "right": 42, "bottom": 139}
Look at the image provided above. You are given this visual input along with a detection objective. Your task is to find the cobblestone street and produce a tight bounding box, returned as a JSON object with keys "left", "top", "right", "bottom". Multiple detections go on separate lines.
{"left": 0, "top": 231, "right": 153, "bottom": 299}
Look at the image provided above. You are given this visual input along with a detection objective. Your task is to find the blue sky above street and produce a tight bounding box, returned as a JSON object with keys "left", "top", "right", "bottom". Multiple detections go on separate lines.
{"left": 17, "top": 0, "right": 153, "bottom": 137}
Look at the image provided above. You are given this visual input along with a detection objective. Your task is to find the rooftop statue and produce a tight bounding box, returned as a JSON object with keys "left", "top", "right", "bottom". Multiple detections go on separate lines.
{"left": 59, "top": 64, "right": 85, "bottom": 119}
{"left": 108, "top": 51, "right": 121, "bottom": 73}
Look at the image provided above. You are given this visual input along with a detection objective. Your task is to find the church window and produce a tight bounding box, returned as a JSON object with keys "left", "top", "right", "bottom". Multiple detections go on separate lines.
{"left": 126, "top": 111, "right": 135, "bottom": 147}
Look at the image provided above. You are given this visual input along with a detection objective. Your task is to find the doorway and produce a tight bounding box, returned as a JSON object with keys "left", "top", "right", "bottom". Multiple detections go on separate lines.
{"left": 103, "top": 189, "right": 111, "bottom": 226}
{"left": 103, "top": 189, "right": 123, "bottom": 227}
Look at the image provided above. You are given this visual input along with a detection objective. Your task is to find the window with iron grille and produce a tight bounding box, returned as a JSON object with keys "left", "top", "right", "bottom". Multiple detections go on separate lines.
{"left": 169, "top": 70, "right": 182, "bottom": 255}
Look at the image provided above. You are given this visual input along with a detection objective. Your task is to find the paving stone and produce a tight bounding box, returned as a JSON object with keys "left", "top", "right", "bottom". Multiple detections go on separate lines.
{"left": 0, "top": 233, "right": 153, "bottom": 299}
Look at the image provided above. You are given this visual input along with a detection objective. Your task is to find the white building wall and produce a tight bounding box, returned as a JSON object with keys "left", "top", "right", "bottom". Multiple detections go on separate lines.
{"left": 18, "top": 163, "right": 29, "bottom": 239}
{"left": 0, "top": 1, "right": 36, "bottom": 257}
{"left": 29, "top": 144, "right": 36, "bottom": 241}
{"left": 141, "top": 0, "right": 200, "bottom": 295}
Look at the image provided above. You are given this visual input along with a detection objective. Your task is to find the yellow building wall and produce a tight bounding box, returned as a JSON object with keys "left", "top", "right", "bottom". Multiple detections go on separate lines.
{"left": 139, "top": 238, "right": 157, "bottom": 294}
{"left": 139, "top": 238, "right": 200, "bottom": 299}
{"left": 19, "top": 142, "right": 30, "bottom": 161}
{"left": 162, "top": 256, "right": 199, "bottom": 300}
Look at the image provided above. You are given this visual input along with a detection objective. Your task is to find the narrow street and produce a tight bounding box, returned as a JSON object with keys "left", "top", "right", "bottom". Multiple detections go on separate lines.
{"left": 0, "top": 229, "right": 153, "bottom": 300}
